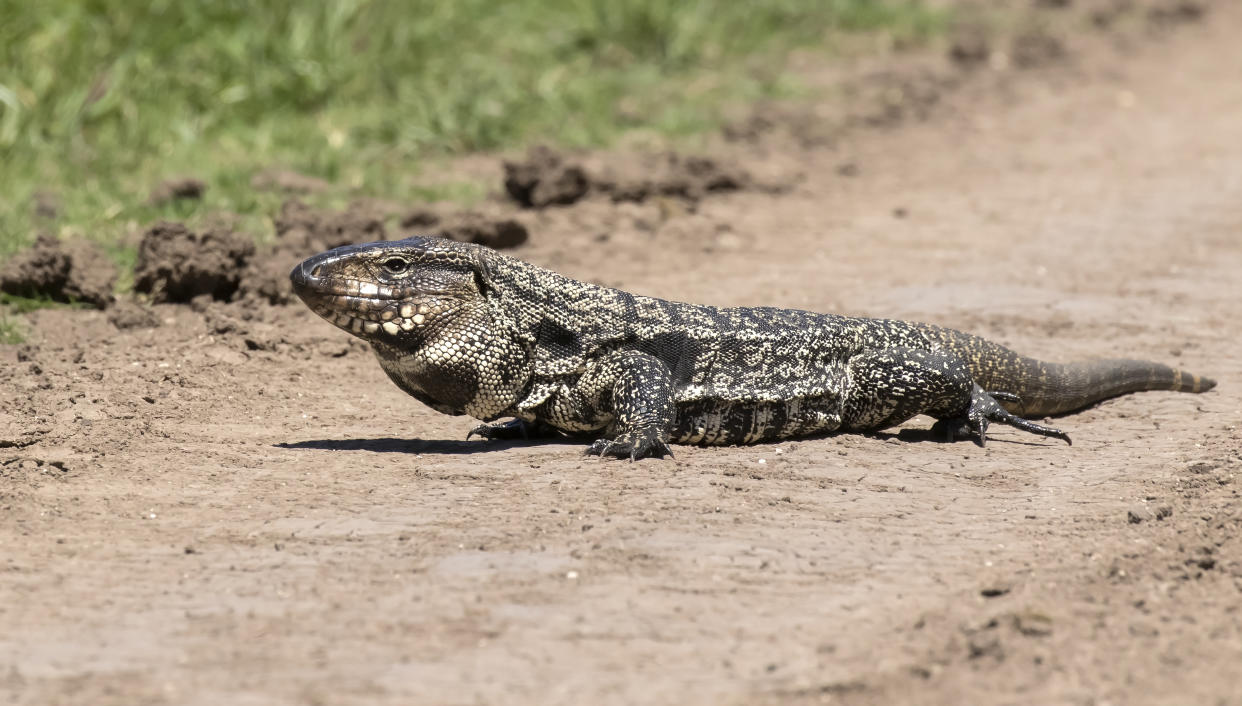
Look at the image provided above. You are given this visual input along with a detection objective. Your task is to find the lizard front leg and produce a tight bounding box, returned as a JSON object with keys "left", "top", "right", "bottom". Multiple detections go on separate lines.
{"left": 582, "top": 351, "right": 676, "bottom": 461}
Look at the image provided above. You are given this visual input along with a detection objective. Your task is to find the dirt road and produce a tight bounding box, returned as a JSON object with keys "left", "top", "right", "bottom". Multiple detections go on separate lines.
{"left": 2, "top": 5, "right": 1240, "bottom": 705}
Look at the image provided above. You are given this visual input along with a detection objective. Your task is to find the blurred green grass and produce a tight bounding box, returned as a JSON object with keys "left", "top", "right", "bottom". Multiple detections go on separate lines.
{"left": 0, "top": 0, "right": 947, "bottom": 265}
{"left": 0, "top": 316, "right": 22, "bottom": 344}
{"left": 0, "top": 293, "right": 89, "bottom": 343}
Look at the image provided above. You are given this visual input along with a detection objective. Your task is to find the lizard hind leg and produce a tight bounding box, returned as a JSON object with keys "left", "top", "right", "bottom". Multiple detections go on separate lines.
{"left": 842, "top": 347, "right": 979, "bottom": 433}
{"left": 842, "top": 347, "right": 1071, "bottom": 446}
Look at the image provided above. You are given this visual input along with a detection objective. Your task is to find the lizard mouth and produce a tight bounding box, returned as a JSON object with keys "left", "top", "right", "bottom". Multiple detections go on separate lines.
{"left": 290, "top": 252, "right": 428, "bottom": 338}
{"left": 291, "top": 256, "right": 399, "bottom": 301}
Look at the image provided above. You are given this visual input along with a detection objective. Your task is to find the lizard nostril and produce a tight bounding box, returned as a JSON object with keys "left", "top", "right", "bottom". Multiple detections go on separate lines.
{"left": 310, "top": 264, "right": 323, "bottom": 278}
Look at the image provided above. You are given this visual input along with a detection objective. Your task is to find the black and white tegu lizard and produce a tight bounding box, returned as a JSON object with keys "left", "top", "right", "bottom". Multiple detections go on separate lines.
{"left": 290, "top": 238, "right": 1215, "bottom": 460}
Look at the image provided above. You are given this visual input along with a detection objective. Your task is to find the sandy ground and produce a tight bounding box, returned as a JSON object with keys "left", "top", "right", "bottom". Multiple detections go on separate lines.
{"left": 3, "top": 4, "right": 1240, "bottom": 705}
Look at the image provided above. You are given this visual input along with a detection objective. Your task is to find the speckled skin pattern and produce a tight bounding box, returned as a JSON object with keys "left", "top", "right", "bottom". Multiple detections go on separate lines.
{"left": 290, "top": 237, "right": 1216, "bottom": 460}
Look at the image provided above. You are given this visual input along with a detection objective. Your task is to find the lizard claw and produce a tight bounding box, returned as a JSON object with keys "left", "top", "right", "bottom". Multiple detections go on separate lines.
{"left": 585, "top": 429, "right": 674, "bottom": 461}
{"left": 975, "top": 418, "right": 988, "bottom": 447}
{"left": 467, "top": 419, "right": 533, "bottom": 442}
{"left": 585, "top": 439, "right": 617, "bottom": 458}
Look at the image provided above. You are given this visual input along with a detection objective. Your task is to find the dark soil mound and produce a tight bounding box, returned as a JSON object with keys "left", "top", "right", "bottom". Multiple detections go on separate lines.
{"left": 502, "top": 146, "right": 753, "bottom": 208}
{"left": 0, "top": 234, "right": 117, "bottom": 309}
{"left": 596, "top": 152, "right": 750, "bottom": 203}
{"left": 399, "top": 209, "right": 529, "bottom": 249}
{"left": 436, "top": 213, "right": 529, "bottom": 249}
{"left": 504, "top": 146, "right": 591, "bottom": 208}
{"left": 148, "top": 177, "right": 207, "bottom": 205}
{"left": 274, "top": 199, "right": 387, "bottom": 253}
{"left": 133, "top": 222, "right": 255, "bottom": 303}
{"left": 136, "top": 197, "right": 531, "bottom": 308}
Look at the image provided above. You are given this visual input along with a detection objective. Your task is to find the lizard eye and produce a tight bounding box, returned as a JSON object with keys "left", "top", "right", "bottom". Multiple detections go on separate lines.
{"left": 382, "top": 257, "right": 409, "bottom": 275}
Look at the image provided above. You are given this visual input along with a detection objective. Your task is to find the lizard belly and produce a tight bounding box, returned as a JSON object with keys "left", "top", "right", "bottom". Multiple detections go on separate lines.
{"left": 671, "top": 397, "right": 843, "bottom": 445}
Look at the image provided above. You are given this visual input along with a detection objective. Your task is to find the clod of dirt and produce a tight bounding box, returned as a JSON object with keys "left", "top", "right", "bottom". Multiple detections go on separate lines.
{"left": 434, "top": 213, "right": 529, "bottom": 249}
{"left": 0, "top": 234, "right": 117, "bottom": 309}
{"left": 189, "top": 294, "right": 214, "bottom": 313}
{"left": 107, "top": 300, "right": 162, "bottom": 330}
{"left": 274, "top": 200, "right": 387, "bottom": 253}
{"left": 250, "top": 169, "right": 331, "bottom": 194}
{"left": 235, "top": 256, "right": 300, "bottom": 306}
{"left": 133, "top": 222, "right": 255, "bottom": 303}
{"left": 195, "top": 302, "right": 291, "bottom": 353}
{"left": 948, "top": 28, "right": 992, "bottom": 67}
{"left": 1, "top": 456, "right": 68, "bottom": 475}
{"left": 503, "top": 146, "right": 591, "bottom": 208}
{"left": 596, "top": 152, "right": 751, "bottom": 203}
{"left": 1127, "top": 505, "right": 1155, "bottom": 523}
{"left": 1186, "top": 460, "right": 1219, "bottom": 473}
{"left": 979, "top": 582, "right": 1012, "bottom": 598}
{"left": 962, "top": 610, "right": 1053, "bottom": 661}
{"left": 400, "top": 209, "right": 441, "bottom": 229}
{"left": 148, "top": 177, "right": 207, "bottom": 206}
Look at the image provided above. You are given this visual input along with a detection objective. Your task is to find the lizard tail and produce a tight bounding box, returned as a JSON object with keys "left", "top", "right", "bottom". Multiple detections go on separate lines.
{"left": 916, "top": 325, "right": 1216, "bottom": 418}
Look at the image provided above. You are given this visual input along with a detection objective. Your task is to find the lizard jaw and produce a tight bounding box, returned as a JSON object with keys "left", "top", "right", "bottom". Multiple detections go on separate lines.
{"left": 291, "top": 255, "right": 427, "bottom": 339}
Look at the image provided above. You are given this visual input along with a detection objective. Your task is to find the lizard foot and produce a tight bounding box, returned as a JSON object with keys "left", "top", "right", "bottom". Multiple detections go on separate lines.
{"left": 933, "top": 388, "right": 1071, "bottom": 447}
{"left": 930, "top": 417, "right": 977, "bottom": 444}
{"left": 585, "top": 429, "right": 674, "bottom": 461}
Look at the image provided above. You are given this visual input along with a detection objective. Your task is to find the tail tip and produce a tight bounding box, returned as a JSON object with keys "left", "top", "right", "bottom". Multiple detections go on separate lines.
{"left": 1194, "top": 375, "right": 1217, "bottom": 393}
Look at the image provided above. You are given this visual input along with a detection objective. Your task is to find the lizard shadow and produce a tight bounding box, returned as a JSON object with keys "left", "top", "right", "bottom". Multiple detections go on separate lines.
{"left": 276, "top": 436, "right": 580, "bottom": 456}
{"left": 281, "top": 430, "right": 1056, "bottom": 455}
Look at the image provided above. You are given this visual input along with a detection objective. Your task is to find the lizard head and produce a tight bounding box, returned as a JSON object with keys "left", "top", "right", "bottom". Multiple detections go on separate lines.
{"left": 290, "top": 236, "right": 494, "bottom": 345}
{"left": 292, "top": 237, "right": 535, "bottom": 420}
